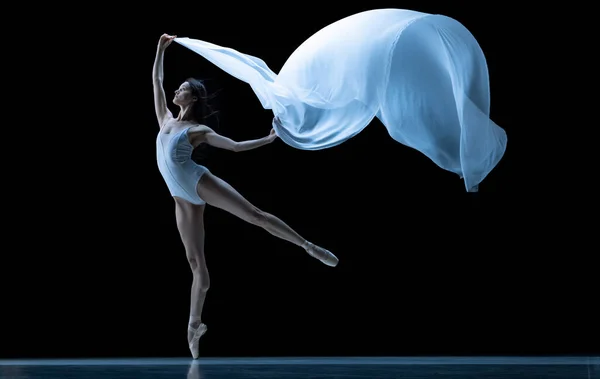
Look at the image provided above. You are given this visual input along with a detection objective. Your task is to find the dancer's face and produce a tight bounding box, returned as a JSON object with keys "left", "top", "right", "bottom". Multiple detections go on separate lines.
{"left": 173, "top": 82, "right": 197, "bottom": 106}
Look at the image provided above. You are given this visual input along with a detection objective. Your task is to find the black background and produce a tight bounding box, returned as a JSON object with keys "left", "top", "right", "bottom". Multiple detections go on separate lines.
{"left": 2, "top": 2, "right": 594, "bottom": 359}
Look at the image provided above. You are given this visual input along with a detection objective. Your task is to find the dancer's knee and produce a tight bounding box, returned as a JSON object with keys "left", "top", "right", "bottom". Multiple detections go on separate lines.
{"left": 188, "top": 258, "right": 210, "bottom": 290}
{"left": 247, "top": 208, "right": 268, "bottom": 227}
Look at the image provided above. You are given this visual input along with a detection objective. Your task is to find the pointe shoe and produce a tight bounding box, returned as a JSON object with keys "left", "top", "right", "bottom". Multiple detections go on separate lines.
{"left": 303, "top": 241, "right": 339, "bottom": 267}
{"left": 188, "top": 322, "right": 207, "bottom": 359}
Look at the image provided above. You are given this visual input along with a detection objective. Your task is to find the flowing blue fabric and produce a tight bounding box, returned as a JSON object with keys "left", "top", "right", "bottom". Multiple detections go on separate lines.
{"left": 174, "top": 8, "right": 507, "bottom": 191}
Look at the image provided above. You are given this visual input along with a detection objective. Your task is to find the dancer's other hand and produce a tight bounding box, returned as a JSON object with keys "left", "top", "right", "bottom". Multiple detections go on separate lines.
{"left": 268, "top": 128, "right": 278, "bottom": 142}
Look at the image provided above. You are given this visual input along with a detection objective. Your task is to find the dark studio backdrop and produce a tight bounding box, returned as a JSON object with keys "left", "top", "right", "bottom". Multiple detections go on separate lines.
{"left": 3, "top": 2, "right": 595, "bottom": 360}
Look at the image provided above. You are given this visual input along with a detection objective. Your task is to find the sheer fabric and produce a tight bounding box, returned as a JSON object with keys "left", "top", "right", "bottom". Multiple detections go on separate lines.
{"left": 175, "top": 9, "right": 507, "bottom": 191}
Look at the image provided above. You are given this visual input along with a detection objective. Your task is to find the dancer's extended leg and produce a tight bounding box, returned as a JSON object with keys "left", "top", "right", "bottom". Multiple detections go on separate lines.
{"left": 197, "top": 172, "right": 338, "bottom": 267}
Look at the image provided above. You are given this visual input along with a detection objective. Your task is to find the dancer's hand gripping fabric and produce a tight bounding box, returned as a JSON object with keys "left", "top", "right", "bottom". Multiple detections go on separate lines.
{"left": 158, "top": 33, "right": 177, "bottom": 51}
{"left": 268, "top": 128, "right": 278, "bottom": 143}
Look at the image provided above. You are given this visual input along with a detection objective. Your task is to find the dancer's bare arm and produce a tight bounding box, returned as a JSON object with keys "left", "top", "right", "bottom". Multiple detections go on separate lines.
{"left": 153, "top": 34, "right": 176, "bottom": 128}
{"left": 190, "top": 126, "right": 277, "bottom": 152}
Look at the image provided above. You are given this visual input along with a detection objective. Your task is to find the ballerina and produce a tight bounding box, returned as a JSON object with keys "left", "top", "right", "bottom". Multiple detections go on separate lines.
{"left": 153, "top": 34, "right": 338, "bottom": 359}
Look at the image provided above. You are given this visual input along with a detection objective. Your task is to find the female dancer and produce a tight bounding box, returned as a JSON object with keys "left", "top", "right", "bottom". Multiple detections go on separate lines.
{"left": 153, "top": 34, "right": 338, "bottom": 359}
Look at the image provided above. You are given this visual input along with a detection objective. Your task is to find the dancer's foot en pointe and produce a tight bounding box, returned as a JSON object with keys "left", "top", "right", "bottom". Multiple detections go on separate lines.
{"left": 188, "top": 317, "right": 207, "bottom": 359}
{"left": 302, "top": 241, "right": 339, "bottom": 267}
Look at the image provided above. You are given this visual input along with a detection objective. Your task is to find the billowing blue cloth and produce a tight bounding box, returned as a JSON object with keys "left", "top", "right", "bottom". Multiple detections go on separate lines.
{"left": 175, "top": 8, "right": 507, "bottom": 191}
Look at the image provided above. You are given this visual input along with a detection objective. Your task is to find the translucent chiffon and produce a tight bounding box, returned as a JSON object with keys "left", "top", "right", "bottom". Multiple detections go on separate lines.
{"left": 174, "top": 8, "right": 507, "bottom": 191}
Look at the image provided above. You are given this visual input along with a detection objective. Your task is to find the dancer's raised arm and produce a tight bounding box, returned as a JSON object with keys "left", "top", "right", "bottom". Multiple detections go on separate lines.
{"left": 153, "top": 34, "right": 176, "bottom": 128}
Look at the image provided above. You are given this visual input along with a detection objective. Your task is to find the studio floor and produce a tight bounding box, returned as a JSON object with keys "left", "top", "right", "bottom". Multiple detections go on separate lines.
{"left": 1, "top": 356, "right": 598, "bottom": 379}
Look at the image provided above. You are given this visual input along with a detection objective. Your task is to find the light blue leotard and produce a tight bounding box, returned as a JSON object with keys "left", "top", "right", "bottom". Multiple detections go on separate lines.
{"left": 156, "top": 127, "right": 209, "bottom": 205}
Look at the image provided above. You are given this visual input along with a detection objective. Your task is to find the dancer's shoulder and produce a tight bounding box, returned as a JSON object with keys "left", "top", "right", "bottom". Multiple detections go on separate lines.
{"left": 188, "top": 123, "right": 212, "bottom": 135}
